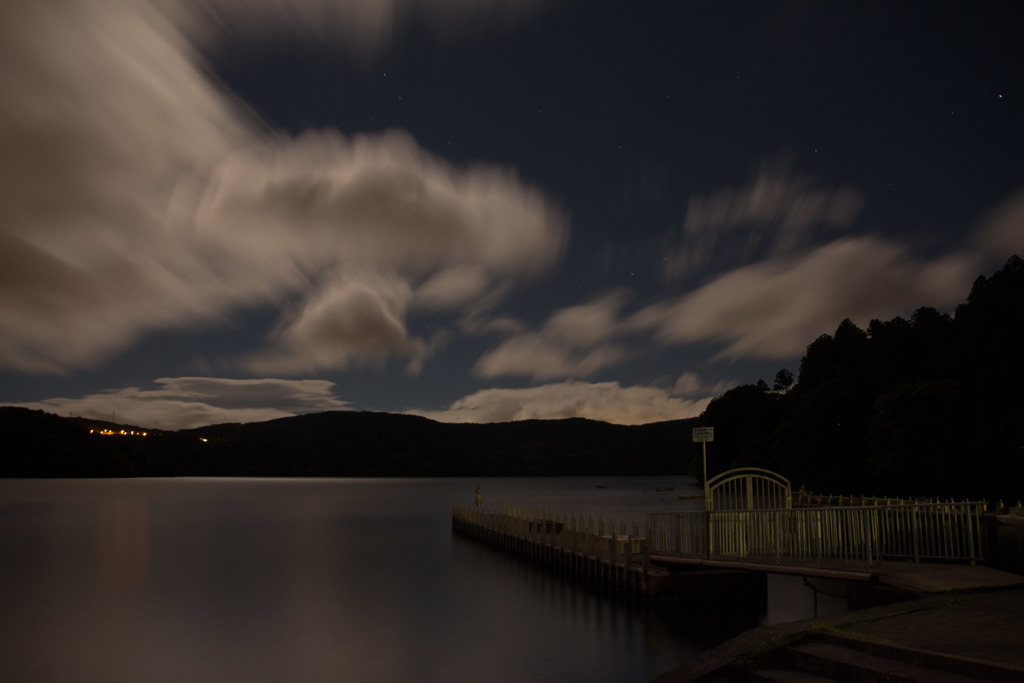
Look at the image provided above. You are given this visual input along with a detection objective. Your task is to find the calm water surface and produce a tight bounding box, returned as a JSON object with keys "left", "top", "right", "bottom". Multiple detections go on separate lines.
{"left": 0, "top": 477, "right": 846, "bottom": 682}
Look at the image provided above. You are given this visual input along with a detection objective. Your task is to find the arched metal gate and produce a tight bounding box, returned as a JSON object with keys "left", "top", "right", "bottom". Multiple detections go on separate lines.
{"left": 706, "top": 467, "right": 792, "bottom": 511}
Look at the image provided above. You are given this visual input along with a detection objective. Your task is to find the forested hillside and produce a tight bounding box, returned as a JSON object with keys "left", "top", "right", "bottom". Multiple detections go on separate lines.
{"left": 693, "top": 256, "right": 1024, "bottom": 502}
{"left": 0, "top": 408, "right": 696, "bottom": 478}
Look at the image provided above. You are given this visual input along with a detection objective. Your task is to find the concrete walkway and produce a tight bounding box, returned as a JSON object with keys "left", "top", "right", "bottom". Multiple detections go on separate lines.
{"left": 873, "top": 561, "right": 1024, "bottom": 593}
{"left": 651, "top": 556, "right": 1023, "bottom": 593}
{"left": 653, "top": 585, "right": 1024, "bottom": 682}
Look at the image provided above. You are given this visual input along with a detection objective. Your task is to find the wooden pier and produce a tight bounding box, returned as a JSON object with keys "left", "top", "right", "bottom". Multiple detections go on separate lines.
{"left": 452, "top": 500, "right": 1021, "bottom": 599}
{"left": 452, "top": 504, "right": 651, "bottom": 599}
{"left": 452, "top": 468, "right": 1021, "bottom": 601}
{"left": 452, "top": 504, "right": 767, "bottom": 601}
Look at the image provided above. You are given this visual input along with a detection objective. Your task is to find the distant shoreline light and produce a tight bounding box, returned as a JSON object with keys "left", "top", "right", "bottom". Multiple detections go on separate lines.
{"left": 90, "top": 428, "right": 147, "bottom": 437}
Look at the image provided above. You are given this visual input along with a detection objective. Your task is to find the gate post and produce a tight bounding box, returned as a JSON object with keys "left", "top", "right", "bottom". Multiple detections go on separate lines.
{"left": 705, "top": 511, "right": 713, "bottom": 559}
{"left": 913, "top": 506, "right": 921, "bottom": 562}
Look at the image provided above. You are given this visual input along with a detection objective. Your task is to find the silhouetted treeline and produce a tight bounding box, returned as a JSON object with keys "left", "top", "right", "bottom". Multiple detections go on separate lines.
{"left": 691, "top": 255, "right": 1024, "bottom": 502}
{"left": 0, "top": 408, "right": 696, "bottom": 478}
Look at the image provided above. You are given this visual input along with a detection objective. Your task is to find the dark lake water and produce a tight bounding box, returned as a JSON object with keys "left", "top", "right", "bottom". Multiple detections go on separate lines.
{"left": 0, "top": 477, "right": 848, "bottom": 682}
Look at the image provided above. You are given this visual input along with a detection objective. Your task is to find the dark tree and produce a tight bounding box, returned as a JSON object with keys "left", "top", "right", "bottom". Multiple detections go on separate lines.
{"left": 773, "top": 369, "right": 794, "bottom": 392}
{"left": 771, "top": 319, "right": 874, "bottom": 493}
{"left": 866, "top": 379, "right": 969, "bottom": 497}
{"left": 696, "top": 381, "right": 785, "bottom": 478}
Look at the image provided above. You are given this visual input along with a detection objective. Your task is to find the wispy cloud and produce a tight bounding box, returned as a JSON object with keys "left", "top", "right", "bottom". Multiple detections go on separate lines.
{"left": 474, "top": 292, "right": 630, "bottom": 380}
{"left": 408, "top": 379, "right": 711, "bottom": 425}
{"left": 0, "top": 1, "right": 247, "bottom": 372}
{"left": 475, "top": 228, "right": 984, "bottom": 377}
{"left": 245, "top": 273, "right": 422, "bottom": 375}
{"left": 671, "top": 371, "right": 733, "bottom": 398}
{"left": 662, "top": 157, "right": 865, "bottom": 280}
{"left": 18, "top": 373, "right": 715, "bottom": 429}
{"left": 974, "top": 188, "right": 1024, "bottom": 259}
{"left": 5, "top": 0, "right": 1016, "bottom": 431}
{"left": 204, "top": 130, "right": 566, "bottom": 373}
{"left": 633, "top": 236, "right": 979, "bottom": 359}
{"left": 0, "top": 1, "right": 565, "bottom": 375}
{"left": 173, "top": 0, "right": 552, "bottom": 56}
{"left": 11, "top": 377, "right": 350, "bottom": 430}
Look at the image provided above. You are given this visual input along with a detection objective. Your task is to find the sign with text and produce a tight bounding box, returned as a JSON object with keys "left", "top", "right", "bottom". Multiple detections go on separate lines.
{"left": 692, "top": 427, "right": 714, "bottom": 443}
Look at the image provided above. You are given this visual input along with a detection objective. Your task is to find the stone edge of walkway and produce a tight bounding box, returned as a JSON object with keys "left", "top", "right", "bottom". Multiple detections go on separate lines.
{"left": 650, "top": 587, "right": 1023, "bottom": 683}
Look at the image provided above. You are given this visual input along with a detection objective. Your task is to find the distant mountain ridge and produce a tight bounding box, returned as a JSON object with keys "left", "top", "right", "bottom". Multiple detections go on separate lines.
{"left": 0, "top": 407, "right": 698, "bottom": 478}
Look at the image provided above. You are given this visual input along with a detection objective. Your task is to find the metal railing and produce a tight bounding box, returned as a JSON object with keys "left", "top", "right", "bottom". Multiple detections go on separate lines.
{"left": 646, "top": 510, "right": 707, "bottom": 558}
{"left": 876, "top": 502, "right": 982, "bottom": 562}
{"left": 648, "top": 501, "right": 984, "bottom": 570}
{"left": 795, "top": 490, "right": 948, "bottom": 507}
{"left": 452, "top": 504, "right": 645, "bottom": 565}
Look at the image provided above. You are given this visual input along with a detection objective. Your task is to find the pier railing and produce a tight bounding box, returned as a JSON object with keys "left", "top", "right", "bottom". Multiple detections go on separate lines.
{"left": 875, "top": 502, "right": 983, "bottom": 563}
{"left": 453, "top": 503, "right": 645, "bottom": 561}
{"left": 648, "top": 501, "right": 985, "bottom": 569}
{"left": 452, "top": 503, "right": 650, "bottom": 598}
{"left": 455, "top": 499, "right": 985, "bottom": 589}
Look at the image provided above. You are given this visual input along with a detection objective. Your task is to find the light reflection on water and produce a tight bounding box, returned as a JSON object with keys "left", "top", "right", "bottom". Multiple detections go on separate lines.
{"left": 0, "top": 477, "right": 843, "bottom": 682}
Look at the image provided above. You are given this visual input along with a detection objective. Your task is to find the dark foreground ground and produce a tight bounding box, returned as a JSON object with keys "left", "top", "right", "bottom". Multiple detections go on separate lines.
{"left": 655, "top": 585, "right": 1024, "bottom": 682}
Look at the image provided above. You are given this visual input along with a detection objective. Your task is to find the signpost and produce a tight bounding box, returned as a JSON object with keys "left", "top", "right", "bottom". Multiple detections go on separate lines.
{"left": 692, "top": 427, "right": 714, "bottom": 442}
{"left": 692, "top": 427, "right": 714, "bottom": 511}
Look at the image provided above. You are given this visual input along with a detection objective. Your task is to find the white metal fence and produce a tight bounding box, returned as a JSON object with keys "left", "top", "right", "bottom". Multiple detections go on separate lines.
{"left": 647, "top": 501, "right": 984, "bottom": 569}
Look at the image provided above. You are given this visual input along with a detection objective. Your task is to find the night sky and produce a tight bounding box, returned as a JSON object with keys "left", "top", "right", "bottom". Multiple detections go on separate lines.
{"left": 3, "top": 0, "right": 1022, "bottom": 429}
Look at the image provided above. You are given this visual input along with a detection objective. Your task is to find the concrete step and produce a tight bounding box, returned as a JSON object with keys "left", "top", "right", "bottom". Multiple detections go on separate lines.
{"left": 787, "top": 640, "right": 990, "bottom": 682}
{"left": 814, "top": 632, "right": 1024, "bottom": 683}
{"left": 748, "top": 667, "right": 842, "bottom": 682}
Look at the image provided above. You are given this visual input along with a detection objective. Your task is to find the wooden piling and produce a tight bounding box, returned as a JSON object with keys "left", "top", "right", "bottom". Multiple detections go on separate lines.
{"left": 453, "top": 504, "right": 656, "bottom": 601}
